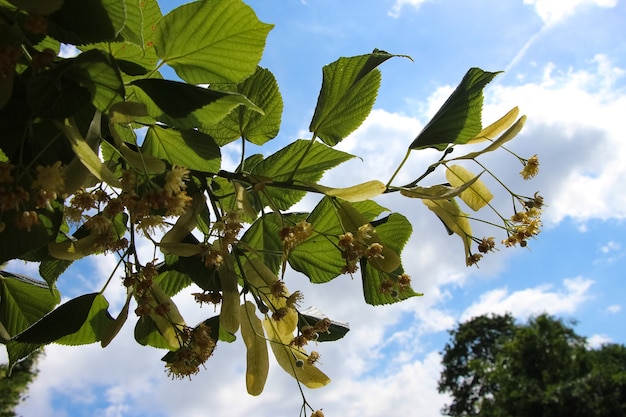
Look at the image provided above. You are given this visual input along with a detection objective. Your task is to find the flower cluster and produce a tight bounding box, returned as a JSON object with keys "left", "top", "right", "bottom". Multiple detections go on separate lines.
{"left": 0, "top": 161, "right": 65, "bottom": 232}
{"left": 520, "top": 155, "right": 539, "bottom": 180}
{"left": 279, "top": 220, "right": 313, "bottom": 252}
{"left": 380, "top": 273, "right": 412, "bottom": 298}
{"left": 290, "top": 317, "right": 331, "bottom": 348}
{"left": 199, "top": 210, "right": 244, "bottom": 268}
{"left": 165, "top": 323, "right": 216, "bottom": 379}
{"left": 337, "top": 224, "right": 384, "bottom": 274}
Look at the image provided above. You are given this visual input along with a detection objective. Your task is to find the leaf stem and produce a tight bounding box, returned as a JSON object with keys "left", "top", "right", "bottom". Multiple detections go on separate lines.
{"left": 386, "top": 149, "right": 411, "bottom": 188}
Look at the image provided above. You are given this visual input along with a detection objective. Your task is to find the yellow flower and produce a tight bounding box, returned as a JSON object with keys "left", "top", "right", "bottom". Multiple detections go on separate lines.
{"left": 520, "top": 155, "right": 539, "bottom": 180}
{"left": 31, "top": 161, "right": 64, "bottom": 198}
{"left": 164, "top": 165, "right": 190, "bottom": 196}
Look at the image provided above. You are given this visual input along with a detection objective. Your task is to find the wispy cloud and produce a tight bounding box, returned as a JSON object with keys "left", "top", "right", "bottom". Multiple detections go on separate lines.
{"left": 388, "top": 0, "right": 431, "bottom": 18}
{"left": 460, "top": 277, "right": 594, "bottom": 321}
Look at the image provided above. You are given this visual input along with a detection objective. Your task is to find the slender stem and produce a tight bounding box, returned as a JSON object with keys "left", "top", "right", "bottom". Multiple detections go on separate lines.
{"left": 386, "top": 149, "right": 411, "bottom": 188}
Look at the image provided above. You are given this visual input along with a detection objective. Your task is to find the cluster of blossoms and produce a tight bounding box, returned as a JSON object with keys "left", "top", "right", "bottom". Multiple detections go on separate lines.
{"left": 123, "top": 262, "right": 162, "bottom": 317}
{"left": 199, "top": 209, "right": 244, "bottom": 268}
{"left": 380, "top": 272, "right": 412, "bottom": 298}
{"left": 502, "top": 194, "right": 543, "bottom": 248}
{"left": 165, "top": 323, "right": 216, "bottom": 379}
{"left": 0, "top": 161, "right": 65, "bottom": 233}
{"left": 290, "top": 317, "right": 332, "bottom": 348}
{"left": 279, "top": 220, "right": 313, "bottom": 253}
{"left": 337, "top": 223, "right": 383, "bottom": 274}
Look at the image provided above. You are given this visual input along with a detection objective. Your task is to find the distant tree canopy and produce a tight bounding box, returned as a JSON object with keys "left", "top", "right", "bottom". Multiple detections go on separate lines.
{"left": 438, "top": 313, "right": 626, "bottom": 417}
{"left": 0, "top": 351, "right": 40, "bottom": 417}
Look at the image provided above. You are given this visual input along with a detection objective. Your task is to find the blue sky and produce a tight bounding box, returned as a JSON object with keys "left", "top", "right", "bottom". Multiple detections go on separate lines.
{"left": 3, "top": 0, "right": 626, "bottom": 416}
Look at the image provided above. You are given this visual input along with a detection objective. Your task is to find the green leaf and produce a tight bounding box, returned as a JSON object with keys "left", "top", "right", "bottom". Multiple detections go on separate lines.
{"left": 131, "top": 79, "right": 262, "bottom": 131}
{"left": 143, "top": 125, "right": 221, "bottom": 173}
{"left": 154, "top": 0, "right": 273, "bottom": 84}
{"left": 28, "top": 49, "right": 124, "bottom": 117}
{"left": 47, "top": 0, "right": 124, "bottom": 44}
{"left": 445, "top": 165, "right": 493, "bottom": 211}
{"left": 250, "top": 139, "right": 354, "bottom": 210}
{"left": 310, "top": 49, "right": 406, "bottom": 146}
{"left": 298, "top": 308, "right": 350, "bottom": 342}
{"left": 410, "top": 68, "right": 501, "bottom": 150}
{"left": 0, "top": 271, "right": 61, "bottom": 339}
{"left": 13, "top": 293, "right": 101, "bottom": 344}
{"left": 101, "top": 294, "right": 131, "bottom": 347}
{"left": 55, "top": 294, "right": 114, "bottom": 345}
{"left": 0, "top": 205, "right": 63, "bottom": 264}
{"left": 154, "top": 270, "right": 192, "bottom": 297}
{"left": 39, "top": 258, "right": 72, "bottom": 289}
{"left": 202, "top": 67, "right": 283, "bottom": 146}
{"left": 360, "top": 213, "right": 420, "bottom": 305}
{"left": 117, "top": 0, "right": 162, "bottom": 57}
{"left": 288, "top": 198, "right": 387, "bottom": 283}
{"left": 134, "top": 316, "right": 174, "bottom": 349}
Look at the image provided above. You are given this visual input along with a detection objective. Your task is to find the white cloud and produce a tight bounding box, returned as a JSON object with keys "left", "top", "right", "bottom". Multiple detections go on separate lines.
{"left": 587, "top": 333, "right": 612, "bottom": 348}
{"left": 600, "top": 240, "right": 621, "bottom": 254}
{"left": 388, "top": 0, "right": 431, "bottom": 18}
{"left": 607, "top": 304, "right": 621, "bottom": 314}
{"left": 523, "top": 0, "right": 617, "bottom": 26}
{"left": 460, "top": 277, "right": 594, "bottom": 321}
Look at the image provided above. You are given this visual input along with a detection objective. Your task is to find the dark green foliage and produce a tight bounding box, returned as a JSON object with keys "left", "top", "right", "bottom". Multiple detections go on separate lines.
{"left": 0, "top": 351, "right": 40, "bottom": 417}
{"left": 439, "top": 313, "right": 626, "bottom": 417}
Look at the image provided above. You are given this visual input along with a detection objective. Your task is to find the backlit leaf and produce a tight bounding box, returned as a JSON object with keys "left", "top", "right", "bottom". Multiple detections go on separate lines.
{"left": 143, "top": 125, "right": 221, "bottom": 173}
{"left": 202, "top": 67, "right": 283, "bottom": 146}
{"left": 0, "top": 271, "right": 61, "bottom": 339}
{"left": 446, "top": 165, "right": 493, "bottom": 211}
{"left": 240, "top": 301, "right": 269, "bottom": 396}
{"left": 310, "top": 49, "right": 407, "bottom": 145}
{"left": 154, "top": 0, "right": 273, "bottom": 84}
{"left": 410, "top": 68, "right": 500, "bottom": 150}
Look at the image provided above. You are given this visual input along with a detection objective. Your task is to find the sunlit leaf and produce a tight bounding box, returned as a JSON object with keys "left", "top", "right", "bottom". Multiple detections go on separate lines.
{"left": 466, "top": 107, "right": 519, "bottom": 144}
{"left": 154, "top": 0, "right": 273, "bottom": 84}
{"left": 109, "top": 101, "right": 149, "bottom": 123}
{"left": 56, "top": 118, "right": 121, "bottom": 188}
{"left": 143, "top": 125, "right": 221, "bottom": 173}
{"left": 56, "top": 293, "right": 114, "bottom": 345}
{"left": 313, "top": 180, "right": 386, "bottom": 202}
{"left": 310, "top": 49, "right": 408, "bottom": 145}
{"left": 446, "top": 165, "right": 493, "bottom": 211}
{"left": 0, "top": 271, "right": 61, "bottom": 339}
{"left": 410, "top": 68, "right": 500, "bottom": 150}
{"left": 218, "top": 256, "right": 240, "bottom": 335}
{"left": 250, "top": 139, "right": 354, "bottom": 210}
{"left": 453, "top": 115, "right": 527, "bottom": 160}
{"left": 202, "top": 67, "right": 283, "bottom": 146}
{"left": 101, "top": 294, "right": 131, "bottom": 347}
{"left": 240, "top": 301, "right": 269, "bottom": 396}
{"left": 13, "top": 293, "right": 101, "bottom": 344}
